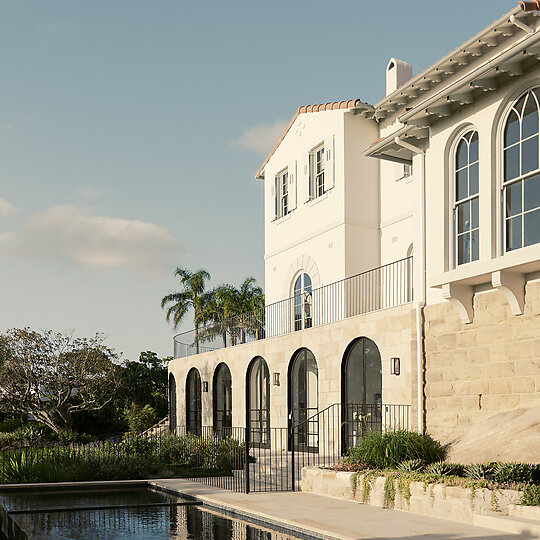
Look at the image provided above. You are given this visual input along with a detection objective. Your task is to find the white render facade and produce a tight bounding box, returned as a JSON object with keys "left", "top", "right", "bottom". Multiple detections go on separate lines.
{"left": 169, "top": 2, "right": 540, "bottom": 463}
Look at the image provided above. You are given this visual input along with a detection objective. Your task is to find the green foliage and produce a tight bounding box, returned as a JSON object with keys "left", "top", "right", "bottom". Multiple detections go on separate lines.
{"left": 397, "top": 459, "right": 425, "bottom": 473}
{"left": 494, "top": 463, "right": 540, "bottom": 486}
{"left": 345, "top": 430, "right": 447, "bottom": 469}
{"left": 0, "top": 431, "right": 247, "bottom": 484}
{"left": 124, "top": 404, "right": 158, "bottom": 433}
{"left": 424, "top": 462, "right": 464, "bottom": 477}
{"left": 464, "top": 463, "right": 496, "bottom": 480}
{"left": 384, "top": 475, "right": 397, "bottom": 508}
{"left": 521, "top": 485, "right": 540, "bottom": 506}
{"left": 0, "top": 419, "right": 23, "bottom": 433}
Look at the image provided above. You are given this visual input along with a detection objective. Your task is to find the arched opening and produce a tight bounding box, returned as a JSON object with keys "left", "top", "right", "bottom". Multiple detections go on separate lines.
{"left": 213, "top": 363, "right": 232, "bottom": 436}
{"left": 246, "top": 356, "right": 270, "bottom": 448}
{"left": 288, "top": 348, "right": 318, "bottom": 452}
{"left": 186, "top": 368, "right": 202, "bottom": 435}
{"left": 169, "top": 373, "right": 177, "bottom": 433}
{"left": 293, "top": 273, "right": 313, "bottom": 331}
{"left": 341, "top": 337, "right": 382, "bottom": 453}
{"left": 503, "top": 88, "right": 540, "bottom": 252}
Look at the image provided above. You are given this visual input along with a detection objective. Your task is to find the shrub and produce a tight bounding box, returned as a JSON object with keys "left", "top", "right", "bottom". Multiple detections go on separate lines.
{"left": 521, "top": 485, "right": 540, "bottom": 506}
{"left": 121, "top": 435, "right": 156, "bottom": 457}
{"left": 124, "top": 404, "right": 158, "bottom": 433}
{"left": 345, "top": 430, "right": 447, "bottom": 469}
{"left": 0, "top": 419, "right": 23, "bottom": 433}
{"left": 494, "top": 463, "right": 540, "bottom": 486}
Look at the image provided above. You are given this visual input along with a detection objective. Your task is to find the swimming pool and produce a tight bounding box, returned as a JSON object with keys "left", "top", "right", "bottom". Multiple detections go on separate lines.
{"left": 0, "top": 486, "right": 313, "bottom": 539}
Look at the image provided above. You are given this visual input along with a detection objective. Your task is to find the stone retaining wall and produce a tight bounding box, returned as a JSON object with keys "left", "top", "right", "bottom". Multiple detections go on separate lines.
{"left": 301, "top": 467, "right": 522, "bottom": 523}
{"left": 424, "top": 282, "right": 540, "bottom": 458}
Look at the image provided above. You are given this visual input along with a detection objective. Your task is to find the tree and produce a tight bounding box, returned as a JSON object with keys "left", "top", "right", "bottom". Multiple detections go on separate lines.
{"left": 117, "top": 351, "right": 169, "bottom": 419}
{"left": 161, "top": 267, "right": 211, "bottom": 353}
{"left": 0, "top": 328, "right": 120, "bottom": 433}
{"left": 200, "top": 277, "right": 265, "bottom": 346}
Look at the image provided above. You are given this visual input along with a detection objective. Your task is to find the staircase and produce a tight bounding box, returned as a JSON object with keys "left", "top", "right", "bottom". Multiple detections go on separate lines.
{"left": 473, "top": 505, "right": 540, "bottom": 538}
{"left": 142, "top": 416, "right": 169, "bottom": 438}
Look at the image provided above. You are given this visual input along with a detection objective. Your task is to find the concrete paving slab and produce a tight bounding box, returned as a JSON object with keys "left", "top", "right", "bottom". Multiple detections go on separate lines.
{"left": 150, "top": 479, "right": 529, "bottom": 540}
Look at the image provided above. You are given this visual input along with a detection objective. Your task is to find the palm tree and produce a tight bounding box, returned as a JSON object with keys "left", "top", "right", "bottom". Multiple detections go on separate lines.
{"left": 235, "top": 277, "right": 265, "bottom": 342}
{"left": 161, "top": 268, "right": 211, "bottom": 354}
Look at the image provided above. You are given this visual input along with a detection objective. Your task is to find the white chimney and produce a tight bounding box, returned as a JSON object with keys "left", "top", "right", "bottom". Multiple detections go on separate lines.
{"left": 386, "top": 58, "right": 412, "bottom": 96}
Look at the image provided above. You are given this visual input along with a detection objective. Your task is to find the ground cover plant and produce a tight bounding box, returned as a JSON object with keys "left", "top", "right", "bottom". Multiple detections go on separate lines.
{"left": 0, "top": 432, "right": 247, "bottom": 484}
{"left": 335, "top": 431, "right": 540, "bottom": 507}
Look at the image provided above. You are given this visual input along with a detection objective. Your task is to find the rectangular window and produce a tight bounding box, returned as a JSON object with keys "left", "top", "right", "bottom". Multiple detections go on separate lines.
{"left": 274, "top": 168, "right": 289, "bottom": 219}
{"left": 309, "top": 144, "right": 325, "bottom": 200}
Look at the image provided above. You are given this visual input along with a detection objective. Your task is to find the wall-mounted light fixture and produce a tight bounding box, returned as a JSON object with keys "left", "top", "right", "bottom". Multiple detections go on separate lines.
{"left": 273, "top": 372, "right": 280, "bottom": 386}
{"left": 390, "top": 357, "right": 400, "bottom": 376}
{"left": 202, "top": 381, "right": 209, "bottom": 392}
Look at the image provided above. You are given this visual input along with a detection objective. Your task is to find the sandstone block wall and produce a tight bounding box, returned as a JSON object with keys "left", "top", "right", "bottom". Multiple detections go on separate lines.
{"left": 424, "top": 280, "right": 540, "bottom": 448}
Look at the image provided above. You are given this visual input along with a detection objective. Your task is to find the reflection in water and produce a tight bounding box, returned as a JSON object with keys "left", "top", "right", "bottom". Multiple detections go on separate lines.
{"left": 9, "top": 495, "right": 304, "bottom": 540}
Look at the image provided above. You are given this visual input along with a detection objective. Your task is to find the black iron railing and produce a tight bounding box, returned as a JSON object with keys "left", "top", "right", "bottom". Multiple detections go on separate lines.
{"left": 173, "top": 257, "right": 413, "bottom": 358}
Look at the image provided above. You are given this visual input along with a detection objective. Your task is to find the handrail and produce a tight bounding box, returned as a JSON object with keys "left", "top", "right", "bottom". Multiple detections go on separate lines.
{"left": 173, "top": 257, "right": 413, "bottom": 358}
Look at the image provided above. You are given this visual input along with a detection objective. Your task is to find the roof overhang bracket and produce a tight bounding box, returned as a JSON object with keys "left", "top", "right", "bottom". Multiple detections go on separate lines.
{"left": 510, "top": 14, "right": 536, "bottom": 34}
{"left": 394, "top": 137, "right": 424, "bottom": 155}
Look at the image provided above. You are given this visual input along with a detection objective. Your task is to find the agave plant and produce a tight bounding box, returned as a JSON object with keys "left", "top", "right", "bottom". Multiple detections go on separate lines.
{"left": 397, "top": 459, "right": 425, "bottom": 473}
{"left": 464, "top": 463, "right": 496, "bottom": 480}
{"left": 424, "top": 461, "right": 464, "bottom": 477}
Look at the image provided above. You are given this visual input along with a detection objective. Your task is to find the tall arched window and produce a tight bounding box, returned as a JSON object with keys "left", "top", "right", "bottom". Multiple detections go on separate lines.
{"left": 293, "top": 273, "right": 312, "bottom": 331}
{"left": 246, "top": 356, "right": 270, "bottom": 447}
{"left": 341, "top": 337, "right": 382, "bottom": 452}
{"left": 454, "top": 130, "right": 479, "bottom": 266}
{"left": 186, "top": 368, "right": 202, "bottom": 435}
{"left": 288, "top": 348, "right": 318, "bottom": 452}
{"left": 169, "top": 373, "right": 177, "bottom": 433}
{"left": 213, "top": 363, "right": 232, "bottom": 436}
{"left": 503, "top": 89, "right": 540, "bottom": 251}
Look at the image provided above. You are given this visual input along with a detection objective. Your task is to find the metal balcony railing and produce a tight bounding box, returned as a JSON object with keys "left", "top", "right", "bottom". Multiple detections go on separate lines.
{"left": 173, "top": 256, "right": 413, "bottom": 358}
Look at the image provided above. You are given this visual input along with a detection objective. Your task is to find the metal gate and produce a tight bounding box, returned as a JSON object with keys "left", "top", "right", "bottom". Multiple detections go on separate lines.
{"left": 179, "top": 403, "right": 410, "bottom": 493}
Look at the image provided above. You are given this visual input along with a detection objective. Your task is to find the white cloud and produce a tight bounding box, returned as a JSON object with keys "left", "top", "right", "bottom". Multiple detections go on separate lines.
{"left": 0, "top": 198, "right": 17, "bottom": 217}
{"left": 15, "top": 205, "right": 178, "bottom": 276}
{"left": 230, "top": 120, "right": 288, "bottom": 156}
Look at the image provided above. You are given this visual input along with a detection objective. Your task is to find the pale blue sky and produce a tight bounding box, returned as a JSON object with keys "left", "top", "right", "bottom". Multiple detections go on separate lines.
{"left": 0, "top": 0, "right": 512, "bottom": 360}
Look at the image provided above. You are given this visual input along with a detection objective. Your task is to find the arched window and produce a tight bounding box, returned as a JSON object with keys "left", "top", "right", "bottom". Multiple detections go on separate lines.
{"left": 169, "top": 373, "right": 177, "bottom": 433}
{"left": 293, "top": 273, "right": 312, "bottom": 331}
{"left": 186, "top": 368, "right": 202, "bottom": 435}
{"left": 288, "top": 348, "right": 318, "bottom": 452}
{"left": 503, "top": 89, "right": 540, "bottom": 251}
{"left": 341, "top": 338, "right": 382, "bottom": 452}
{"left": 213, "top": 363, "right": 232, "bottom": 436}
{"left": 454, "top": 130, "right": 479, "bottom": 265}
{"left": 246, "top": 356, "right": 270, "bottom": 447}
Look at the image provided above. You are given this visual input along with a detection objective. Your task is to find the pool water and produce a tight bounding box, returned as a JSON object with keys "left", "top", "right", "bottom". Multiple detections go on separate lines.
{"left": 0, "top": 488, "right": 307, "bottom": 540}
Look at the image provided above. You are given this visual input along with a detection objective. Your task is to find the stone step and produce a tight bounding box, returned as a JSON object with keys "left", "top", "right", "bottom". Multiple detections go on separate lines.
{"left": 508, "top": 504, "right": 540, "bottom": 521}
{"left": 472, "top": 512, "right": 540, "bottom": 538}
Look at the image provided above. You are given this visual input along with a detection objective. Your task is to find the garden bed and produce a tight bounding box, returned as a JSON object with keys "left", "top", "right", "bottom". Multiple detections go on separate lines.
{"left": 301, "top": 467, "right": 525, "bottom": 523}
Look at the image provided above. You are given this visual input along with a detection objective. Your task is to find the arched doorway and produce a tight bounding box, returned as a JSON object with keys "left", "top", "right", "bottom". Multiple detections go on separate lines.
{"left": 169, "top": 373, "right": 177, "bottom": 433}
{"left": 213, "top": 363, "right": 232, "bottom": 436}
{"left": 293, "top": 273, "right": 312, "bottom": 331}
{"left": 341, "top": 337, "right": 382, "bottom": 452}
{"left": 288, "top": 348, "right": 318, "bottom": 452}
{"left": 186, "top": 368, "right": 202, "bottom": 435}
{"left": 246, "top": 356, "right": 270, "bottom": 447}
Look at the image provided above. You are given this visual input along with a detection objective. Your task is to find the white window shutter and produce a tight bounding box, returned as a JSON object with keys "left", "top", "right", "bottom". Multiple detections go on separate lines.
{"left": 273, "top": 176, "right": 278, "bottom": 218}
{"left": 308, "top": 153, "right": 314, "bottom": 201}
{"left": 289, "top": 161, "right": 297, "bottom": 211}
{"left": 325, "top": 135, "right": 335, "bottom": 190}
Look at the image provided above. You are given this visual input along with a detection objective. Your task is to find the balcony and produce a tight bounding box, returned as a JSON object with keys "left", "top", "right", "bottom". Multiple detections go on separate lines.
{"left": 173, "top": 257, "right": 413, "bottom": 358}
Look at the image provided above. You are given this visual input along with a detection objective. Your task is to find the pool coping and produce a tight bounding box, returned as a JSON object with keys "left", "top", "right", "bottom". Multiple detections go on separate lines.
{"left": 0, "top": 480, "right": 333, "bottom": 540}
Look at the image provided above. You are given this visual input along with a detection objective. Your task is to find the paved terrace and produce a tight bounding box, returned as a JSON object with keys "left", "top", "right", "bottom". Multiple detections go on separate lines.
{"left": 151, "top": 478, "right": 527, "bottom": 540}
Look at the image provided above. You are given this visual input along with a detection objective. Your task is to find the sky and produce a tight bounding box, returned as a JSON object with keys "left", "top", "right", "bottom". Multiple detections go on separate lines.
{"left": 0, "top": 0, "right": 513, "bottom": 362}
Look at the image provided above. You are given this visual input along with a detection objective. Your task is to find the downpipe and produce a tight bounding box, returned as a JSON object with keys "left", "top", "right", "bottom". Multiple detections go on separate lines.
{"left": 395, "top": 137, "right": 426, "bottom": 434}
